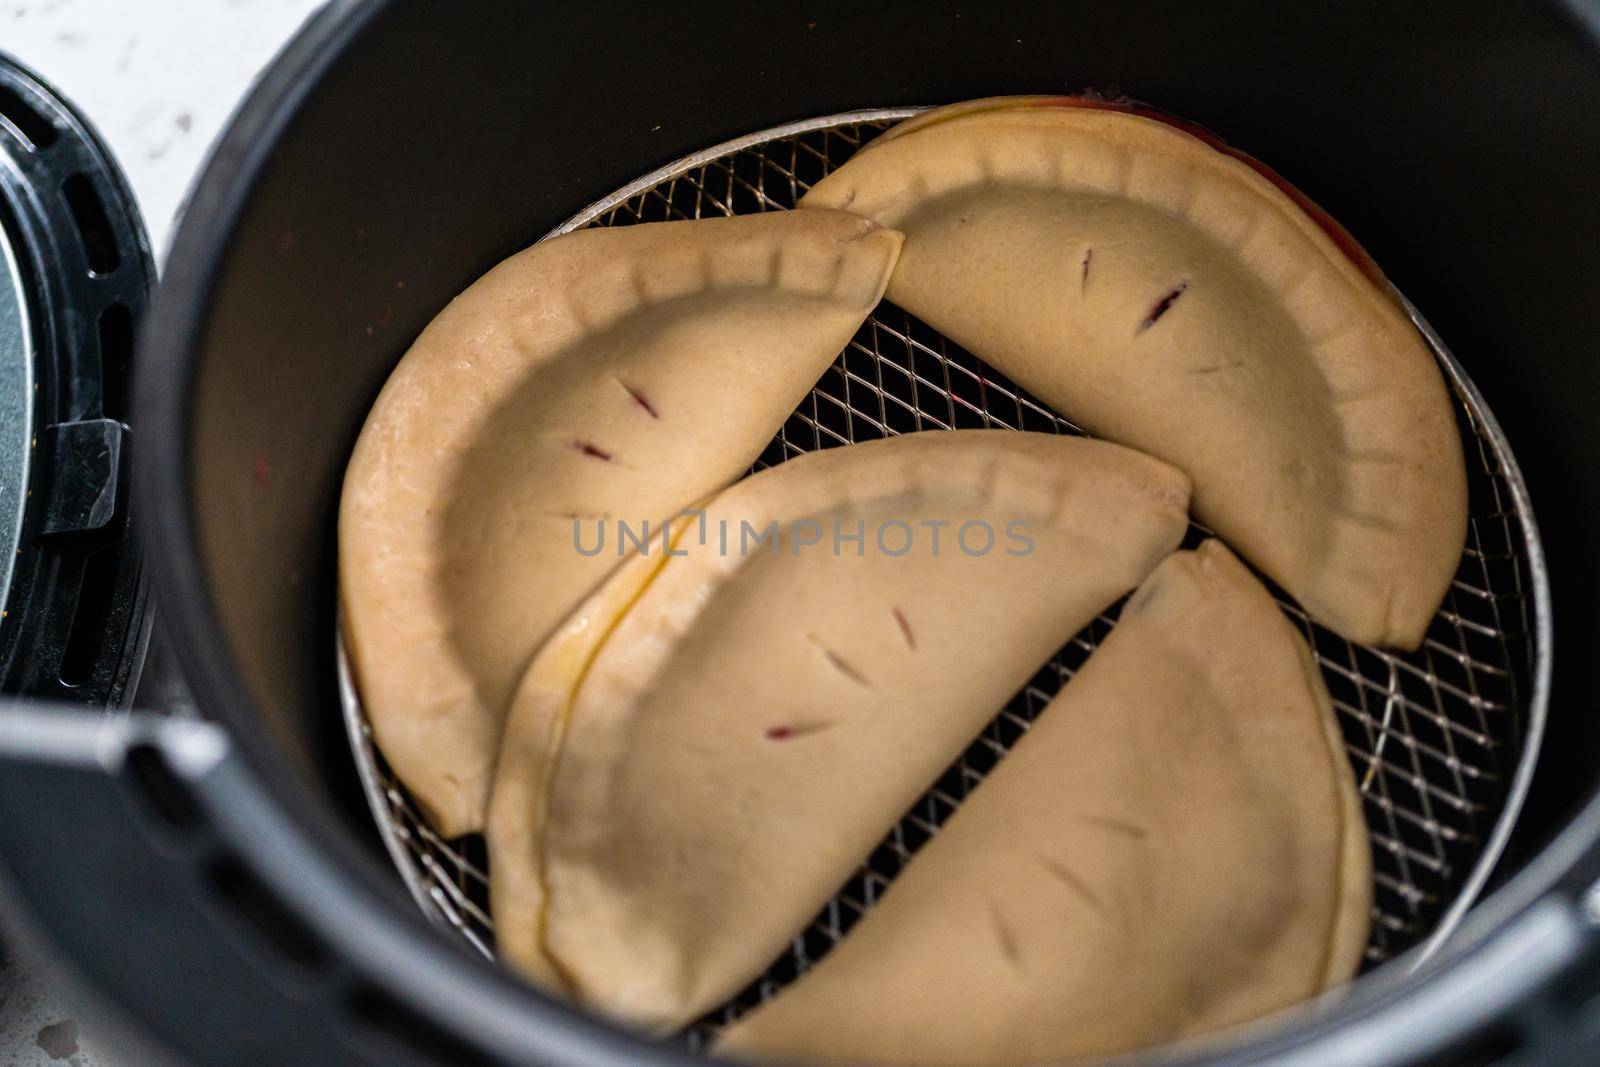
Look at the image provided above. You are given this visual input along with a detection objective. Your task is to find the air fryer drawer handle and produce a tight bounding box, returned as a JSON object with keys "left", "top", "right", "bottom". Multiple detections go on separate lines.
{"left": 0, "top": 705, "right": 647, "bottom": 1067}
{"left": 0, "top": 706, "right": 405, "bottom": 1065}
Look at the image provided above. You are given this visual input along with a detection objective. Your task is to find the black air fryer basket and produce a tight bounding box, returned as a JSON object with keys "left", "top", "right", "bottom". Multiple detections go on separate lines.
{"left": 5, "top": 2, "right": 1600, "bottom": 1065}
{"left": 0, "top": 55, "right": 153, "bottom": 716}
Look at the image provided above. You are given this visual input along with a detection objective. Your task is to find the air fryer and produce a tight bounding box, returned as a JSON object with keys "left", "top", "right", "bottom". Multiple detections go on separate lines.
{"left": 3, "top": 2, "right": 1600, "bottom": 1065}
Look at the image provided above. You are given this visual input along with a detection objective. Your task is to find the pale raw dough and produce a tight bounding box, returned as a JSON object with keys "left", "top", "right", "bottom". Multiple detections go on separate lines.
{"left": 717, "top": 539, "right": 1371, "bottom": 1066}
{"left": 802, "top": 96, "right": 1467, "bottom": 650}
{"left": 485, "top": 430, "right": 1192, "bottom": 1032}
{"left": 339, "top": 210, "right": 903, "bottom": 836}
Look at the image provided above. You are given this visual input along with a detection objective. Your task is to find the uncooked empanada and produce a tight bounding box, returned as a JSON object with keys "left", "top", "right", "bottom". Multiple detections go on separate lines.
{"left": 340, "top": 210, "right": 903, "bottom": 836}
{"left": 718, "top": 539, "right": 1371, "bottom": 1066}
{"left": 802, "top": 96, "right": 1466, "bottom": 650}
{"left": 486, "top": 430, "right": 1191, "bottom": 1031}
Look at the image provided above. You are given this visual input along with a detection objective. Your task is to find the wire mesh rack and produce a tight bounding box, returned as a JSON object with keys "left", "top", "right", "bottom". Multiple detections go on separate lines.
{"left": 341, "top": 108, "right": 1550, "bottom": 1051}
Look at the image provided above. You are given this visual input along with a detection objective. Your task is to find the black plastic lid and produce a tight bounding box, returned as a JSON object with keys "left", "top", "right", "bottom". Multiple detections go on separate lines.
{"left": 0, "top": 52, "right": 155, "bottom": 710}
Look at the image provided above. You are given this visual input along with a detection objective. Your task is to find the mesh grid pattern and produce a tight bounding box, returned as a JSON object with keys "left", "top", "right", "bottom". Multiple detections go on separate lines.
{"left": 348, "top": 115, "right": 1541, "bottom": 1048}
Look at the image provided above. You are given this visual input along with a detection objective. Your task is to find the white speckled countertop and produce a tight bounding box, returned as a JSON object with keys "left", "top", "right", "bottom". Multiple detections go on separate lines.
{"left": 3, "top": 0, "right": 325, "bottom": 257}
{"left": 1, "top": 3, "right": 325, "bottom": 1062}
